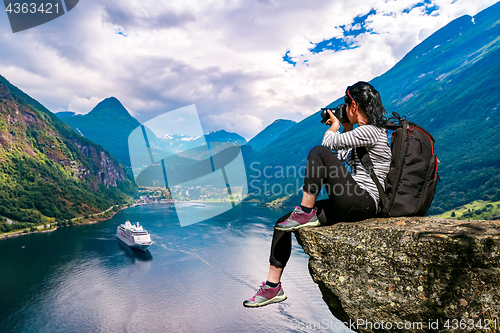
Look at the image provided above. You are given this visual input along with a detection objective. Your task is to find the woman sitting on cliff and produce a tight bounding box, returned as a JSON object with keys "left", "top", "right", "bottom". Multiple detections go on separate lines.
{"left": 243, "top": 81, "right": 392, "bottom": 307}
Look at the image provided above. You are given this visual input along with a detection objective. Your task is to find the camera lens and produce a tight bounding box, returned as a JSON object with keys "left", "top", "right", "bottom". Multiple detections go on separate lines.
{"left": 320, "top": 109, "right": 329, "bottom": 123}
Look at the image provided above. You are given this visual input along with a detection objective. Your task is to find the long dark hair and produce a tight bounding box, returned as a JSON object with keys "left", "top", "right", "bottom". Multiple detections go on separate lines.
{"left": 344, "top": 81, "right": 386, "bottom": 128}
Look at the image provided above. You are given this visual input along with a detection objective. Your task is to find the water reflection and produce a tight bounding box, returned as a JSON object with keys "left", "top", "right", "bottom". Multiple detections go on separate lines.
{"left": 117, "top": 241, "right": 153, "bottom": 262}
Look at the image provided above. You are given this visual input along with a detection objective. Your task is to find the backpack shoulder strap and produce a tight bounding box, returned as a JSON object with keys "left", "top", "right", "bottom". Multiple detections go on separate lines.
{"left": 386, "top": 112, "right": 402, "bottom": 130}
{"left": 356, "top": 146, "right": 386, "bottom": 212}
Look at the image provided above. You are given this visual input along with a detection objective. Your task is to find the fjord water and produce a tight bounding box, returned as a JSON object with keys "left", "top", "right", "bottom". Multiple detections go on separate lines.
{"left": 0, "top": 203, "right": 347, "bottom": 332}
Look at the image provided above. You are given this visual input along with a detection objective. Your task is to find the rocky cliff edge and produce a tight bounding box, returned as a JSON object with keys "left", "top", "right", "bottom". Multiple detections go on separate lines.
{"left": 294, "top": 217, "right": 500, "bottom": 332}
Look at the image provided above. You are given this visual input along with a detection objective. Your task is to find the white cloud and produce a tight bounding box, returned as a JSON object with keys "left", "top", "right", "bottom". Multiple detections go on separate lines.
{"left": 0, "top": 0, "right": 497, "bottom": 139}
{"left": 204, "top": 113, "right": 263, "bottom": 137}
{"left": 68, "top": 96, "right": 104, "bottom": 114}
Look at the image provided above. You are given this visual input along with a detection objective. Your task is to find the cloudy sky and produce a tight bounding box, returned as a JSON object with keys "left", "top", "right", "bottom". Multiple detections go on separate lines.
{"left": 0, "top": 0, "right": 498, "bottom": 140}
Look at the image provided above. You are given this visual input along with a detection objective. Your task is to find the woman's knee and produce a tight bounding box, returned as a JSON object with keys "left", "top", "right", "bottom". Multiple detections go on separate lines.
{"left": 309, "top": 145, "right": 329, "bottom": 156}
{"left": 308, "top": 146, "right": 341, "bottom": 170}
{"left": 308, "top": 145, "right": 338, "bottom": 160}
{"left": 269, "top": 257, "right": 285, "bottom": 269}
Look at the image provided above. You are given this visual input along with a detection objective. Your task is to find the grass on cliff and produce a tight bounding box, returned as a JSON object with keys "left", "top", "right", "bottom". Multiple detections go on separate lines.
{"left": 435, "top": 200, "right": 500, "bottom": 220}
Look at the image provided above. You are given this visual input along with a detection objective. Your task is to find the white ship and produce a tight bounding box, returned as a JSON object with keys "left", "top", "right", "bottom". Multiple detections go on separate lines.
{"left": 116, "top": 221, "right": 153, "bottom": 251}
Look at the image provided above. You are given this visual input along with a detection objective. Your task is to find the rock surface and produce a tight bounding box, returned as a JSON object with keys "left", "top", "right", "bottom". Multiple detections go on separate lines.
{"left": 294, "top": 217, "right": 500, "bottom": 332}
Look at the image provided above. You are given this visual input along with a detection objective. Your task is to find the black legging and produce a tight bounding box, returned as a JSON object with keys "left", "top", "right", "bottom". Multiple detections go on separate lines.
{"left": 269, "top": 145, "right": 377, "bottom": 268}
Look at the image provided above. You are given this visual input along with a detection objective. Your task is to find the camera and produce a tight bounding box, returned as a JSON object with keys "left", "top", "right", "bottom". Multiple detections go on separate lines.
{"left": 320, "top": 104, "right": 349, "bottom": 124}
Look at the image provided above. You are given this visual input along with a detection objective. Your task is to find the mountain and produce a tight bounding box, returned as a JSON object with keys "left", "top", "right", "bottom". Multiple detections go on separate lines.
{"left": 140, "top": 127, "right": 247, "bottom": 161}
{"left": 249, "top": 2, "right": 500, "bottom": 214}
{"left": 204, "top": 130, "right": 247, "bottom": 146}
{"left": 247, "top": 119, "right": 296, "bottom": 151}
{"left": 153, "top": 130, "right": 247, "bottom": 154}
{"left": 0, "top": 75, "right": 136, "bottom": 227}
{"left": 60, "top": 99, "right": 248, "bottom": 168}
{"left": 61, "top": 97, "right": 141, "bottom": 166}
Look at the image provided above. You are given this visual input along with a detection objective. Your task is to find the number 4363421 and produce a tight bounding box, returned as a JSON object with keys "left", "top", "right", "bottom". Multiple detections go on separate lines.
{"left": 6, "top": 2, "right": 60, "bottom": 14}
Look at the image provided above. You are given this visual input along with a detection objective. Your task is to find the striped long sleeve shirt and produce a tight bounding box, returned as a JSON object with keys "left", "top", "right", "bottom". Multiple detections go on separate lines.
{"left": 322, "top": 125, "right": 392, "bottom": 210}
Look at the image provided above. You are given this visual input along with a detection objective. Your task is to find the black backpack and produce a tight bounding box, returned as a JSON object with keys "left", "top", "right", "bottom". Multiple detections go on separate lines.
{"left": 357, "top": 112, "right": 440, "bottom": 217}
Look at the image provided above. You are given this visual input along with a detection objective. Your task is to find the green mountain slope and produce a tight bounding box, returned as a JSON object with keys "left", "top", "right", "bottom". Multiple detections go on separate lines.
{"left": 247, "top": 119, "right": 297, "bottom": 151}
{"left": 435, "top": 200, "right": 500, "bottom": 221}
{"left": 0, "top": 75, "right": 136, "bottom": 228}
{"left": 61, "top": 97, "right": 141, "bottom": 167}
{"left": 249, "top": 2, "right": 500, "bottom": 214}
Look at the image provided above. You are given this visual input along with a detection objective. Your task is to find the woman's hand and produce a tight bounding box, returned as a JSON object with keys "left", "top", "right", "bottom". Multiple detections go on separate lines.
{"left": 325, "top": 110, "right": 341, "bottom": 132}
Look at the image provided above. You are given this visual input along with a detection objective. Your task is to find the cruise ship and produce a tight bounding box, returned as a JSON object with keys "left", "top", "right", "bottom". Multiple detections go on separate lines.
{"left": 116, "top": 221, "right": 153, "bottom": 251}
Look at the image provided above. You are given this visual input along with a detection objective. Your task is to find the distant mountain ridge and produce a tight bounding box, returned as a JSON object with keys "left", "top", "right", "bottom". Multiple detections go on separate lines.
{"left": 60, "top": 99, "right": 248, "bottom": 167}
{"left": 61, "top": 97, "right": 140, "bottom": 166}
{"left": 248, "top": 1, "right": 500, "bottom": 214}
{"left": 247, "top": 119, "right": 296, "bottom": 151}
{"left": 205, "top": 129, "right": 247, "bottom": 144}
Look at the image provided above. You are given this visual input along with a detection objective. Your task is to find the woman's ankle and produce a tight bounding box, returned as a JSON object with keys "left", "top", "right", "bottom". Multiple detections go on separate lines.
{"left": 268, "top": 265, "right": 283, "bottom": 284}
{"left": 300, "top": 190, "right": 317, "bottom": 209}
{"left": 300, "top": 205, "right": 313, "bottom": 213}
{"left": 265, "top": 281, "right": 279, "bottom": 287}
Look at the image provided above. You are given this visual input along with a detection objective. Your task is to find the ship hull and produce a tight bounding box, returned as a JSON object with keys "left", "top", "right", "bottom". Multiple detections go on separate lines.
{"left": 116, "top": 231, "right": 152, "bottom": 252}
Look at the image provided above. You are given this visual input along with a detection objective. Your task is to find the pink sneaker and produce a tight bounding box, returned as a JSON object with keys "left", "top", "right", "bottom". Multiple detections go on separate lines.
{"left": 243, "top": 281, "right": 287, "bottom": 307}
{"left": 274, "top": 206, "right": 319, "bottom": 231}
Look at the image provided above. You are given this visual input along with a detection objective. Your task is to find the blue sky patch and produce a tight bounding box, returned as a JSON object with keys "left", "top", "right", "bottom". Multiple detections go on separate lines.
{"left": 283, "top": 50, "right": 296, "bottom": 66}
{"left": 309, "top": 37, "right": 353, "bottom": 54}
{"left": 282, "top": 3, "right": 439, "bottom": 66}
{"left": 424, "top": 4, "right": 439, "bottom": 15}
{"left": 115, "top": 28, "right": 128, "bottom": 37}
{"left": 344, "top": 8, "right": 377, "bottom": 36}
{"left": 403, "top": 0, "right": 439, "bottom": 15}
{"left": 308, "top": 8, "right": 376, "bottom": 54}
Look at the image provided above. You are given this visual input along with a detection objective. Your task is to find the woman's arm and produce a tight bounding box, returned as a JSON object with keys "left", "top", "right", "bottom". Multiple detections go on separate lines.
{"left": 322, "top": 125, "right": 381, "bottom": 151}
{"left": 324, "top": 109, "right": 342, "bottom": 133}
{"left": 324, "top": 109, "right": 353, "bottom": 133}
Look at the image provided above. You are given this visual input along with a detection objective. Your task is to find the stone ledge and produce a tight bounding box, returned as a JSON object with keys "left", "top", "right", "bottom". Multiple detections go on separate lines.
{"left": 294, "top": 217, "right": 500, "bottom": 333}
